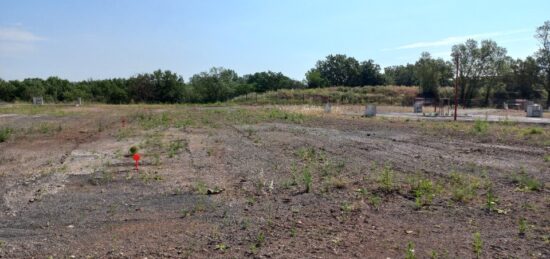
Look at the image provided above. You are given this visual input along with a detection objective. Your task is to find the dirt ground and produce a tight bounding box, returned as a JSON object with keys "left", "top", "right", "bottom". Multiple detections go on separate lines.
{"left": 0, "top": 104, "right": 549, "bottom": 258}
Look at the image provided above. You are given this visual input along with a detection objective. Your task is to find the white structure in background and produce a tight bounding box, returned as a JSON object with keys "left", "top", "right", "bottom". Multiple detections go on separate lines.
{"left": 526, "top": 104, "right": 543, "bottom": 117}
{"left": 413, "top": 101, "right": 423, "bottom": 113}
{"left": 364, "top": 104, "right": 376, "bottom": 117}
{"left": 324, "top": 102, "right": 332, "bottom": 113}
{"left": 32, "top": 97, "right": 44, "bottom": 105}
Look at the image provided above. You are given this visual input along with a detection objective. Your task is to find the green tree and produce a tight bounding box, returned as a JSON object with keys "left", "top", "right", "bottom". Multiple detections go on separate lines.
{"left": 504, "top": 57, "right": 541, "bottom": 99}
{"left": 535, "top": 20, "right": 550, "bottom": 107}
{"left": 245, "top": 71, "right": 303, "bottom": 92}
{"left": 358, "top": 60, "right": 385, "bottom": 86}
{"left": 0, "top": 79, "right": 16, "bottom": 102}
{"left": 452, "top": 39, "right": 509, "bottom": 106}
{"left": 415, "top": 52, "right": 441, "bottom": 99}
{"left": 305, "top": 69, "right": 329, "bottom": 88}
{"left": 189, "top": 67, "right": 240, "bottom": 102}
{"left": 384, "top": 64, "right": 417, "bottom": 86}
{"left": 314, "top": 54, "right": 361, "bottom": 86}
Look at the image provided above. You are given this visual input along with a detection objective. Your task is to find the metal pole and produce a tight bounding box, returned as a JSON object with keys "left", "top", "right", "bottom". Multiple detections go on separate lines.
{"left": 454, "top": 54, "right": 459, "bottom": 121}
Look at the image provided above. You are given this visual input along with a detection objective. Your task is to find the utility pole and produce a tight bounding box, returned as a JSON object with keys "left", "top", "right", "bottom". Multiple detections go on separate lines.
{"left": 454, "top": 54, "right": 460, "bottom": 121}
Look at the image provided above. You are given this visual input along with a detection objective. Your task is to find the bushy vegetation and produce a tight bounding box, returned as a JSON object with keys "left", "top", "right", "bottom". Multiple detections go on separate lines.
{"left": 232, "top": 85, "right": 418, "bottom": 105}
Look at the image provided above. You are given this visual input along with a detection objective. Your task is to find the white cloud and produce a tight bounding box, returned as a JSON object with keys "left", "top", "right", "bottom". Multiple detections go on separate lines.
{"left": 0, "top": 27, "right": 44, "bottom": 42}
{"left": 393, "top": 29, "right": 530, "bottom": 50}
{"left": 0, "top": 26, "right": 44, "bottom": 57}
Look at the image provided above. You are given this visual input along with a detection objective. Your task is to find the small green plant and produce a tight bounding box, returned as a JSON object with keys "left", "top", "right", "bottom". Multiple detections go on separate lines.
{"left": 472, "top": 232, "right": 483, "bottom": 258}
{"left": 449, "top": 172, "right": 481, "bottom": 203}
{"left": 485, "top": 188, "right": 498, "bottom": 212}
{"left": 0, "top": 127, "right": 12, "bottom": 142}
{"left": 340, "top": 202, "right": 354, "bottom": 213}
{"left": 290, "top": 227, "right": 297, "bottom": 237}
{"left": 129, "top": 146, "right": 139, "bottom": 155}
{"left": 511, "top": 169, "right": 542, "bottom": 192}
{"left": 296, "top": 146, "right": 316, "bottom": 161}
{"left": 250, "top": 231, "right": 265, "bottom": 250}
{"left": 518, "top": 218, "right": 527, "bottom": 237}
{"left": 524, "top": 127, "right": 543, "bottom": 135}
{"left": 405, "top": 242, "right": 416, "bottom": 259}
{"left": 168, "top": 139, "right": 186, "bottom": 158}
{"left": 368, "top": 194, "right": 382, "bottom": 210}
{"left": 544, "top": 155, "right": 550, "bottom": 162}
{"left": 378, "top": 165, "right": 395, "bottom": 193}
{"left": 472, "top": 119, "right": 489, "bottom": 134}
{"left": 302, "top": 167, "right": 312, "bottom": 193}
{"left": 193, "top": 181, "right": 208, "bottom": 195}
{"left": 139, "top": 171, "right": 163, "bottom": 183}
{"left": 215, "top": 243, "right": 228, "bottom": 252}
{"left": 411, "top": 178, "right": 440, "bottom": 208}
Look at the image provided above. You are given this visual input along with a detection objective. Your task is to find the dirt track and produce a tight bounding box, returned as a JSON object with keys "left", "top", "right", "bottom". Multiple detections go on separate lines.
{"left": 0, "top": 105, "right": 549, "bottom": 258}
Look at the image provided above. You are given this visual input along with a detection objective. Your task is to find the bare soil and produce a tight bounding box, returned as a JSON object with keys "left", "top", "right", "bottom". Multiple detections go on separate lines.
{"left": 0, "top": 105, "right": 548, "bottom": 258}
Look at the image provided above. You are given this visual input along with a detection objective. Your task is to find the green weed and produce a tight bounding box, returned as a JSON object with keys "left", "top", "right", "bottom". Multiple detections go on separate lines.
{"left": 511, "top": 169, "right": 542, "bottom": 192}
{"left": 405, "top": 242, "right": 416, "bottom": 259}
{"left": 411, "top": 177, "right": 440, "bottom": 208}
{"left": 193, "top": 181, "right": 208, "bottom": 195}
{"left": 168, "top": 139, "right": 186, "bottom": 158}
{"left": 0, "top": 127, "right": 12, "bottom": 142}
{"left": 449, "top": 172, "right": 482, "bottom": 203}
{"left": 472, "top": 232, "right": 483, "bottom": 258}
{"left": 378, "top": 165, "right": 395, "bottom": 193}
{"left": 518, "top": 218, "right": 527, "bottom": 236}
{"left": 472, "top": 119, "right": 488, "bottom": 134}
{"left": 302, "top": 167, "right": 313, "bottom": 193}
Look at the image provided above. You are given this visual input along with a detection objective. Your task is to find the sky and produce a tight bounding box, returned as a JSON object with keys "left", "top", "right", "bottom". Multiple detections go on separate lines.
{"left": 1, "top": 0, "right": 549, "bottom": 81}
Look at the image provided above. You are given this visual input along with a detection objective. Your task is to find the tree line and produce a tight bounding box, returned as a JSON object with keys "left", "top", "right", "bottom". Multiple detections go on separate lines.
{"left": 0, "top": 69, "right": 303, "bottom": 104}
{"left": 1, "top": 21, "right": 549, "bottom": 106}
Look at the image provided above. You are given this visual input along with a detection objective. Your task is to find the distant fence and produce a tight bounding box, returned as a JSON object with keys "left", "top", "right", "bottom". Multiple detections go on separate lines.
{"left": 235, "top": 92, "right": 549, "bottom": 109}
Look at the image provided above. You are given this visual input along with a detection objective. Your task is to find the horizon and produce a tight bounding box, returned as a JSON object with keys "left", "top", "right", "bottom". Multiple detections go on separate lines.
{"left": 1, "top": 0, "right": 549, "bottom": 81}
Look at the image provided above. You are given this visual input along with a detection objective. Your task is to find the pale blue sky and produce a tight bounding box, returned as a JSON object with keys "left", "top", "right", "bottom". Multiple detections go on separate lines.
{"left": 1, "top": 0, "right": 549, "bottom": 81}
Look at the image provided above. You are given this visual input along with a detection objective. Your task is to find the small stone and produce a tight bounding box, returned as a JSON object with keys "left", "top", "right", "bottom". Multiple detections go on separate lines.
{"left": 67, "top": 225, "right": 74, "bottom": 228}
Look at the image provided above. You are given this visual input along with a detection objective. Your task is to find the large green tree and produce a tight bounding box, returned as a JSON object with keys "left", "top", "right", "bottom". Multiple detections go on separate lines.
{"left": 384, "top": 64, "right": 417, "bottom": 86}
{"left": 535, "top": 20, "right": 550, "bottom": 107}
{"left": 245, "top": 71, "right": 303, "bottom": 92}
{"left": 451, "top": 39, "right": 508, "bottom": 106}
{"left": 314, "top": 54, "right": 361, "bottom": 86}
{"left": 415, "top": 52, "right": 441, "bottom": 99}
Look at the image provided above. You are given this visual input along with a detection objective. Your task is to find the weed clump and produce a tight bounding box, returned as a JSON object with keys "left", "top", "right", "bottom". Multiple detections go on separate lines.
{"left": 378, "top": 165, "right": 395, "bottom": 193}
{"left": 411, "top": 178, "right": 440, "bottom": 208}
{"left": 472, "top": 232, "right": 483, "bottom": 258}
{"left": 0, "top": 127, "right": 12, "bottom": 142}
{"left": 472, "top": 119, "right": 488, "bottom": 134}
{"left": 449, "top": 172, "right": 482, "bottom": 203}
{"left": 511, "top": 169, "right": 542, "bottom": 192}
{"left": 302, "top": 167, "right": 312, "bottom": 193}
{"left": 405, "top": 242, "right": 415, "bottom": 259}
